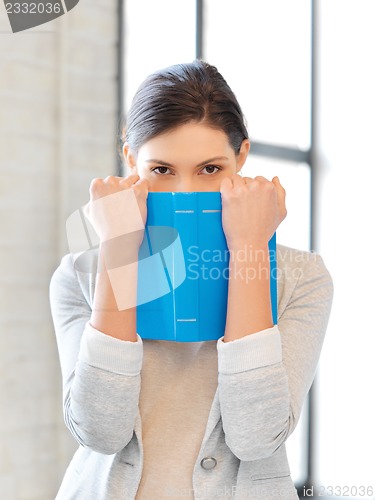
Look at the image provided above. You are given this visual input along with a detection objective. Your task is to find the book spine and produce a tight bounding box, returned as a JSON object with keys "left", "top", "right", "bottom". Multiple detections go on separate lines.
{"left": 172, "top": 193, "right": 199, "bottom": 341}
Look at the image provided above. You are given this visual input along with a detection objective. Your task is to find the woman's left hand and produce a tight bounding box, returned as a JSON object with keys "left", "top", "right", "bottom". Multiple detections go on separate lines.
{"left": 220, "top": 174, "right": 287, "bottom": 250}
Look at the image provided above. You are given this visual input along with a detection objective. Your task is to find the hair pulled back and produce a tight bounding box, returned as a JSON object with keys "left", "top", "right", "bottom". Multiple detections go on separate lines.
{"left": 118, "top": 60, "right": 249, "bottom": 162}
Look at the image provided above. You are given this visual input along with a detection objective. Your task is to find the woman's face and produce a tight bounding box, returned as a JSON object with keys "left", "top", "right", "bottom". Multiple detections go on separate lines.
{"left": 125, "top": 122, "right": 250, "bottom": 192}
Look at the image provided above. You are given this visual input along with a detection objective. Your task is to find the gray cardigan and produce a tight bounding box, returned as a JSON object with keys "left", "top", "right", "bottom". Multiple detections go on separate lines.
{"left": 49, "top": 244, "right": 333, "bottom": 499}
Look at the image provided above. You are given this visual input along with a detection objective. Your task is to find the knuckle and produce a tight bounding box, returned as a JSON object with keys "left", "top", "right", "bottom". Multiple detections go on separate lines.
{"left": 223, "top": 188, "right": 235, "bottom": 200}
{"left": 235, "top": 184, "right": 247, "bottom": 195}
{"left": 120, "top": 173, "right": 139, "bottom": 187}
{"left": 248, "top": 179, "right": 259, "bottom": 190}
{"left": 105, "top": 175, "right": 117, "bottom": 185}
{"left": 89, "top": 177, "right": 103, "bottom": 191}
{"left": 119, "top": 178, "right": 131, "bottom": 188}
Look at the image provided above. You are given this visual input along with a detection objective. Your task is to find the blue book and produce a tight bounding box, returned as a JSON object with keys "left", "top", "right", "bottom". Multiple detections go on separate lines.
{"left": 136, "top": 192, "right": 277, "bottom": 342}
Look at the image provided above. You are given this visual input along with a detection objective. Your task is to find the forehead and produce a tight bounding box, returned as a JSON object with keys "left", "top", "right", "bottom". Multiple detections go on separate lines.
{"left": 137, "top": 122, "right": 233, "bottom": 161}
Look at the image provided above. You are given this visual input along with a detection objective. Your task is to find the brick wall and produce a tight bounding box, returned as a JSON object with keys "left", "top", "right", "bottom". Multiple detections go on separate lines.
{"left": 0, "top": 1, "right": 119, "bottom": 498}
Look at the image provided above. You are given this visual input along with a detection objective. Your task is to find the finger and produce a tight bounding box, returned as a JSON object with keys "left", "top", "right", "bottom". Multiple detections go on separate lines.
{"left": 231, "top": 173, "right": 247, "bottom": 189}
{"left": 89, "top": 177, "right": 101, "bottom": 192}
{"left": 272, "top": 177, "right": 287, "bottom": 218}
{"left": 118, "top": 174, "right": 140, "bottom": 190}
{"left": 133, "top": 176, "right": 148, "bottom": 186}
{"left": 126, "top": 173, "right": 140, "bottom": 182}
{"left": 243, "top": 176, "right": 254, "bottom": 184}
{"left": 89, "top": 177, "right": 108, "bottom": 199}
{"left": 132, "top": 177, "right": 149, "bottom": 198}
{"left": 272, "top": 175, "right": 283, "bottom": 188}
{"left": 253, "top": 175, "right": 269, "bottom": 183}
{"left": 104, "top": 175, "right": 124, "bottom": 184}
{"left": 220, "top": 176, "right": 233, "bottom": 196}
{"left": 272, "top": 176, "right": 286, "bottom": 197}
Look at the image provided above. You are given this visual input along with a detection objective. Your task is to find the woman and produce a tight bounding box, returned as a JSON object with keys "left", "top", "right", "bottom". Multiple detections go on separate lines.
{"left": 50, "top": 60, "right": 333, "bottom": 499}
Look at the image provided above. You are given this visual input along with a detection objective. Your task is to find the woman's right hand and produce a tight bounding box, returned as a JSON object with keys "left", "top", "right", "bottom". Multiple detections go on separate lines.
{"left": 84, "top": 174, "right": 149, "bottom": 248}
{"left": 86, "top": 174, "right": 148, "bottom": 335}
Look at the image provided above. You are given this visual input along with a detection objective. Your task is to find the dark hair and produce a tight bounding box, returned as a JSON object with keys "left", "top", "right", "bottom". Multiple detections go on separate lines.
{"left": 117, "top": 60, "right": 249, "bottom": 164}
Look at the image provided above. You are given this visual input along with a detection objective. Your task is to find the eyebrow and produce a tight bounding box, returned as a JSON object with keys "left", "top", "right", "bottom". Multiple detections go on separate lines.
{"left": 145, "top": 156, "right": 229, "bottom": 168}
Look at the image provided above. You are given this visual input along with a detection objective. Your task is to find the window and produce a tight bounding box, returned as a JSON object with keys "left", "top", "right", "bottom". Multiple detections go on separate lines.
{"left": 123, "top": 0, "right": 196, "bottom": 113}
{"left": 204, "top": 1, "right": 313, "bottom": 488}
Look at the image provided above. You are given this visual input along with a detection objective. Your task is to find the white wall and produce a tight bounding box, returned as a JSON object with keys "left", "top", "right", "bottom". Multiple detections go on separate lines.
{"left": 315, "top": 0, "right": 375, "bottom": 494}
{"left": 0, "top": 1, "right": 118, "bottom": 498}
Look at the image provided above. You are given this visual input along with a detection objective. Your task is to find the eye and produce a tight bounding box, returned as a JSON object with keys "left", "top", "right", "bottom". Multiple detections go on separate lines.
{"left": 200, "top": 165, "right": 222, "bottom": 175}
{"left": 151, "top": 166, "right": 172, "bottom": 175}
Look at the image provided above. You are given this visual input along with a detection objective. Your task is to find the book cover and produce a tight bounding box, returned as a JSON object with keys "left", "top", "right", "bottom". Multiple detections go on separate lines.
{"left": 136, "top": 192, "right": 277, "bottom": 342}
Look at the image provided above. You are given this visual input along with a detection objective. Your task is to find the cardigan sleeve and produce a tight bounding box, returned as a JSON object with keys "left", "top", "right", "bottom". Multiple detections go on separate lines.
{"left": 49, "top": 253, "right": 143, "bottom": 455}
{"left": 216, "top": 250, "right": 333, "bottom": 462}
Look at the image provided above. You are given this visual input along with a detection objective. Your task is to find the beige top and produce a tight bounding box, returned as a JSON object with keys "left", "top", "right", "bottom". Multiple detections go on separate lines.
{"left": 135, "top": 339, "right": 218, "bottom": 499}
